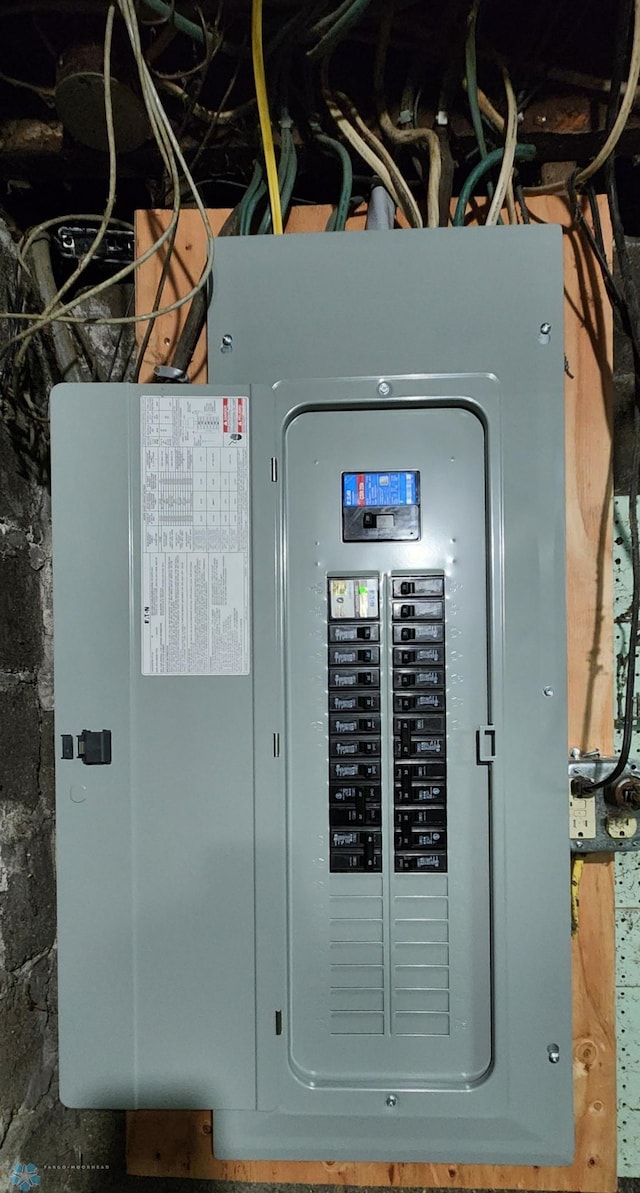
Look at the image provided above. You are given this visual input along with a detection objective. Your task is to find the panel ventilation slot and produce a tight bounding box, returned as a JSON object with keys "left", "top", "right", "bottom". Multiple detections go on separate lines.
{"left": 392, "top": 889, "right": 450, "bottom": 1035}
{"left": 329, "top": 894, "right": 384, "bottom": 1034}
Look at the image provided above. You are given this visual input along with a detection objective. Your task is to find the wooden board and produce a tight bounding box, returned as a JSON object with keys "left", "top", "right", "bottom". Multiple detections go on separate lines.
{"left": 134, "top": 205, "right": 369, "bottom": 384}
{"left": 130, "top": 198, "right": 616, "bottom": 1191}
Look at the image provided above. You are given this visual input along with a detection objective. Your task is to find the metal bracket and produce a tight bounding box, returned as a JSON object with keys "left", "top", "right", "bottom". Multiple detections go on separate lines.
{"left": 153, "top": 365, "right": 189, "bottom": 384}
{"left": 477, "top": 725, "right": 496, "bottom": 763}
{"left": 568, "top": 753, "right": 640, "bottom": 852}
{"left": 54, "top": 224, "right": 134, "bottom": 267}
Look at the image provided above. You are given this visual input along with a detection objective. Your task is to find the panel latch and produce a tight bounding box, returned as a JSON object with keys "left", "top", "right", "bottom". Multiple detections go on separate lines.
{"left": 477, "top": 725, "right": 496, "bottom": 764}
{"left": 76, "top": 729, "right": 112, "bottom": 765}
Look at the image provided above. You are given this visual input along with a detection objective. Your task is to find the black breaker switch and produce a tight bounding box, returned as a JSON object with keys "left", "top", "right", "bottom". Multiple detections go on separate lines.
{"left": 392, "top": 575, "right": 447, "bottom": 873}
{"left": 327, "top": 580, "right": 382, "bottom": 873}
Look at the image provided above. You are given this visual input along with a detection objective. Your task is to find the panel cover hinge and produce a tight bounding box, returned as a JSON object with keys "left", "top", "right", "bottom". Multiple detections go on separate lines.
{"left": 477, "top": 725, "right": 496, "bottom": 764}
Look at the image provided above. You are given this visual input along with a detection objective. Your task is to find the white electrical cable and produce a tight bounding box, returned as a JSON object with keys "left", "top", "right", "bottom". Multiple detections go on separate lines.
{"left": 15, "top": 4, "right": 118, "bottom": 372}
{"left": 2, "top": 0, "right": 214, "bottom": 349}
{"left": 525, "top": 0, "right": 640, "bottom": 196}
{"left": 374, "top": 2, "right": 440, "bottom": 228}
{"left": 486, "top": 66, "right": 517, "bottom": 225}
{"left": 341, "top": 93, "right": 423, "bottom": 228}
{"left": 324, "top": 88, "right": 404, "bottom": 210}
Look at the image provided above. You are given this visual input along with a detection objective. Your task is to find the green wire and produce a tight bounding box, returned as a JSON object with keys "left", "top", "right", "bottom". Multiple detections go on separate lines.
{"left": 141, "top": 0, "right": 206, "bottom": 45}
{"left": 465, "top": 2, "right": 488, "bottom": 161}
{"left": 258, "top": 122, "right": 297, "bottom": 234}
{"left": 465, "top": 0, "right": 507, "bottom": 223}
{"left": 279, "top": 131, "right": 298, "bottom": 227}
{"left": 452, "top": 144, "right": 536, "bottom": 226}
{"left": 241, "top": 179, "right": 267, "bottom": 235}
{"left": 311, "top": 0, "right": 357, "bottom": 38}
{"left": 237, "top": 161, "right": 266, "bottom": 236}
{"left": 307, "top": 0, "right": 372, "bottom": 62}
{"left": 315, "top": 133, "right": 352, "bottom": 231}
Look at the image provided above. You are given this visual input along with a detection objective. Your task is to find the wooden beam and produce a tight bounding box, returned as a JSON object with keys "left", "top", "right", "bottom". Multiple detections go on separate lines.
{"left": 130, "top": 198, "right": 615, "bottom": 1191}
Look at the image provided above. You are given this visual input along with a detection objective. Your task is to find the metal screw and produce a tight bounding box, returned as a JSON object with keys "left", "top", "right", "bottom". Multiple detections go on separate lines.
{"left": 386, "top": 1094, "right": 397, "bottom": 1108}
{"left": 570, "top": 747, "right": 581, "bottom": 759}
{"left": 377, "top": 381, "right": 391, "bottom": 396}
{"left": 574, "top": 840, "right": 583, "bottom": 848}
{"left": 547, "top": 1043, "right": 560, "bottom": 1063}
{"left": 220, "top": 334, "right": 233, "bottom": 353}
{"left": 543, "top": 686, "right": 554, "bottom": 697}
{"left": 540, "top": 322, "right": 551, "bottom": 336}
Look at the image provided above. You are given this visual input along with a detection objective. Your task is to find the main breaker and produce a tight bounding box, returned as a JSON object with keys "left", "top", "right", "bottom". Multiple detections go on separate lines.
{"left": 51, "top": 225, "right": 573, "bottom": 1164}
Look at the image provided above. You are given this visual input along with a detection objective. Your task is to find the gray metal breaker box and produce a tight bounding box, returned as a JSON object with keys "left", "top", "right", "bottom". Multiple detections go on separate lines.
{"left": 51, "top": 226, "right": 572, "bottom": 1164}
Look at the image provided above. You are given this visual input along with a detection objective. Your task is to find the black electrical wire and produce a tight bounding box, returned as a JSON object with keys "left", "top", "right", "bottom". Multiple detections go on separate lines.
{"left": 514, "top": 182, "right": 530, "bottom": 224}
{"left": 168, "top": 272, "right": 208, "bottom": 377}
{"left": 567, "top": 176, "right": 624, "bottom": 313}
{"left": 583, "top": 0, "right": 640, "bottom": 791}
{"left": 132, "top": 215, "right": 179, "bottom": 383}
{"left": 587, "top": 165, "right": 640, "bottom": 791}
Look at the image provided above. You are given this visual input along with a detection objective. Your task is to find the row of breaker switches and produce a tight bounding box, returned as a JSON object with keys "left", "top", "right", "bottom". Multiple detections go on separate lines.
{"left": 328, "top": 579, "right": 382, "bottom": 872}
{"left": 392, "top": 576, "right": 447, "bottom": 873}
{"left": 327, "top": 575, "right": 447, "bottom": 874}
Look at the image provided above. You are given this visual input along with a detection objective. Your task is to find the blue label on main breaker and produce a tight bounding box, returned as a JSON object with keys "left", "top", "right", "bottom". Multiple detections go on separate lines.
{"left": 343, "top": 471, "right": 418, "bottom": 508}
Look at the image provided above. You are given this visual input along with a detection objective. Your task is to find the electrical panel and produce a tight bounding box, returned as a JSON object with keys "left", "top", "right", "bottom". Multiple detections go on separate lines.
{"left": 51, "top": 226, "right": 572, "bottom": 1164}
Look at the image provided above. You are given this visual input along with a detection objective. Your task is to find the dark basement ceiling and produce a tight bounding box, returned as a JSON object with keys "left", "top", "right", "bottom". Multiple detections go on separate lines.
{"left": 1, "top": 0, "right": 640, "bottom": 229}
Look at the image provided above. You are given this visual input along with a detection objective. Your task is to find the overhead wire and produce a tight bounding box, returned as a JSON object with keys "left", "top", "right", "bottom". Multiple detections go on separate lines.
{"left": 453, "top": 144, "right": 536, "bottom": 225}
{"left": 343, "top": 95, "right": 421, "bottom": 227}
{"left": 157, "top": 76, "right": 254, "bottom": 127}
{"left": 525, "top": 0, "right": 640, "bottom": 196}
{"left": 12, "top": 2, "right": 118, "bottom": 377}
{"left": 251, "top": 0, "right": 283, "bottom": 234}
{"left": 572, "top": 0, "right": 640, "bottom": 792}
{"left": 236, "top": 160, "right": 266, "bottom": 236}
{"left": 588, "top": 4, "right": 640, "bottom": 791}
{"left": 373, "top": 1, "right": 441, "bottom": 228}
{"left": 136, "top": 0, "right": 207, "bottom": 46}
{"left": 315, "top": 132, "right": 353, "bottom": 230}
{"left": 464, "top": 0, "right": 504, "bottom": 222}
{"left": 465, "top": 0, "right": 488, "bottom": 161}
{"left": 485, "top": 65, "right": 518, "bottom": 225}
{"left": 514, "top": 183, "right": 531, "bottom": 224}
{"left": 323, "top": 86, "right": 402, "bottom": 214}
{"left": 135, "top": 7, "right": 220, "bottom": 374}
{"left": 12, "top": 0, "right": 185, "bottom": 331}
{"left": 308, "top": 0, "right": 364, "bottom": 40}
{"left": 258, "top": 112, "right": 297, "bottom": 234}
{"left": 0, "top": 0, "right": 215, "bottom": 346}
{"left": 297, "top": 42, "right": 353, "bottom": 233}
{"left": 132, "top": 216, "right": 179, "bottom": 382}
{"left": 322, "top": 67, "right": 422, "bottom": 227}
{"left": 307, "top": 0, "right": 373, "bottom": 62}
{"left": 188, "top": 54, "right": 246, "bottom": 176}
{"left": 0, "top": 70, "right": 55, "bottom": 106}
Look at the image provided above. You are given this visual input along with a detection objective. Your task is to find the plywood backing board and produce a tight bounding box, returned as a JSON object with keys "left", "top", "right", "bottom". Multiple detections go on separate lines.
{"left": 134, "top": 206, "right": 369, "bottom": 384}
{"left": 129, "top": 197, "right": 616, "bottom": 1190}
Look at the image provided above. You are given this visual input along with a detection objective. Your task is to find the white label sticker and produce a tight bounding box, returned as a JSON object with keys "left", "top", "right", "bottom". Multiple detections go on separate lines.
{"left": 141, "top": 394, "right": 250, "bottom": 676}
{"left": 329, "top": 577, "right": 379, "bottom": 620}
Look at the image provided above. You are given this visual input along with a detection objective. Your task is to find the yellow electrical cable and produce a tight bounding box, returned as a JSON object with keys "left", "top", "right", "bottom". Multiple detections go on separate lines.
{"left": 571, "top": 855, "right": 584, "bottom": 936}
{"left": 251, "top": 0, "right": 283, "bottom": 235}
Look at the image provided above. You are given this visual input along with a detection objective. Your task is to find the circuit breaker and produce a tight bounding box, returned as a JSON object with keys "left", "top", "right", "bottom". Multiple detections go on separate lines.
{"left": 51, "top": 225, "right": 572, "bottom": 1165}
